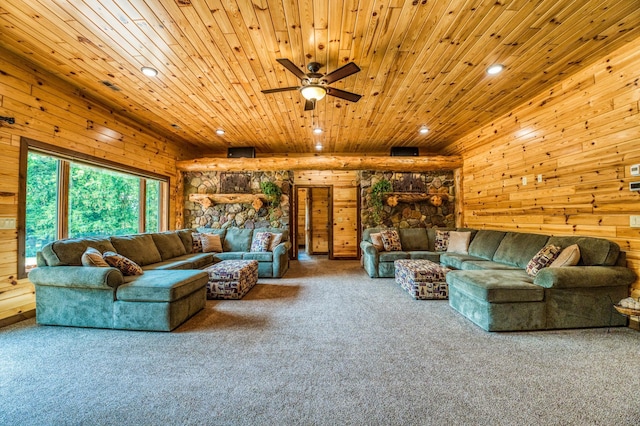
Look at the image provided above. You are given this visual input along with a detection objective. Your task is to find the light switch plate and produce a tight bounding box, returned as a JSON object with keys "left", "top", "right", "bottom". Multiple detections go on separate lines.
{"left": 522, "top": 177, "right": 527, "bottom": 186}
{"left": 0, "top": 218, "right": 16, "bottom": 229}
{"left": 631, "top": 216, "right": 640, "bottom": 228}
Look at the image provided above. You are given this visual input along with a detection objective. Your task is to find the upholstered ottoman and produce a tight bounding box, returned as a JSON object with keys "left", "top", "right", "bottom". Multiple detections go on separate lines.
{"left": 204, "top": 260, "right": 259, "bottom": 299}
{"left": 394, "top": 259, "right": 451, "bottom": 300}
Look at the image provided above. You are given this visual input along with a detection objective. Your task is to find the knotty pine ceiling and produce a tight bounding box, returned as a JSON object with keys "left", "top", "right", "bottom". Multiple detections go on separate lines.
{"left": 1, "top": 0, "right": 639, "bottom": 155}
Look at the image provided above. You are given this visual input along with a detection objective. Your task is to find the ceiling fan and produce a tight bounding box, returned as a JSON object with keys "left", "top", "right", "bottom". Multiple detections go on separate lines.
{"left": 262, "top": 59, "right": 362, "bottom": 111}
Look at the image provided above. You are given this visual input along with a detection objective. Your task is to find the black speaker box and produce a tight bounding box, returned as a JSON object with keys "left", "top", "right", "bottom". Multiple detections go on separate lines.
{"left": 390, "top": 147, "right": 419, "bottom": 156}
{"left": 227, "top": 147, "right": 256, "bottom": 158}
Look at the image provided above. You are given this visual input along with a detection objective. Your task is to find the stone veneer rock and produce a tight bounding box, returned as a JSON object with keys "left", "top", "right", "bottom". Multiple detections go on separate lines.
{"left": 183, "top": 171, "right": 292, "bottom": 229}
{"left": 360, "top": 171, "right": 455, "bottom": 229}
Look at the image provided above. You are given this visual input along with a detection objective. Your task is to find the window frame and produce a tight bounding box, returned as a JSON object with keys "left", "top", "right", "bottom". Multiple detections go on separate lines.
{"left": 18, "top": 137, "right": 170, "bottom": 278}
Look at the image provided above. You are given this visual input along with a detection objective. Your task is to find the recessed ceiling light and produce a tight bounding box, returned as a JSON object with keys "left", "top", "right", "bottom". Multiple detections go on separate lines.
{"left": 486, "top": 64, "right": 504, "bottom": 75}
{"left": 141, "top": 67, "right": 158, "bottom": 77}
{"left": 216, "top": 129, "right": 225, "bottom": 135}
{"left": 419, "top": 126, "right": 429, "bottom": 134}
{"left": 315, "top": 143, "right": 323, "bottom": 150}
{"left": 313, "top": 127, "right": 323, "bottom": 135}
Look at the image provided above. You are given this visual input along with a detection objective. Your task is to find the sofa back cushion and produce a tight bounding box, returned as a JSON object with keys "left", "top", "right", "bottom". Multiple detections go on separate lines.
{"left": 150, "top": 232, "right": 187, "bottom": 260}
{"left": 492, "top": 232, "right": 549, "bottom": 268}
{"left": 175, "top": 229, "right": 195, "bottom": 254}
{"left": 40, "top": 237, "right": 116, "bottom": 266}
{"left": 547, "top": 236, "right": 620, "bottom": 266}
{"left": 110, "top": 234, "right": 162, "bottom": 266}
{"left": 399, "top": 228, "right": 429, "bottom": 251}
{"left": 223, "top": 227, "right": 254, "bottom": 252}
{"left": 468, "top": 230, "right": 506, "bottom": 260}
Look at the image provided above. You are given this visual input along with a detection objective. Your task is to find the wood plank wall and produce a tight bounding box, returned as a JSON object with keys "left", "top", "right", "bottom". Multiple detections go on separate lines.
{"left": 0, "top": 47, "right": 188, "bottom": 326}
{"left": 445, "top": 38, "right": 640, "bottom": 297}
{"left": 294, "top": 171, "right": 359, "bottom": 259}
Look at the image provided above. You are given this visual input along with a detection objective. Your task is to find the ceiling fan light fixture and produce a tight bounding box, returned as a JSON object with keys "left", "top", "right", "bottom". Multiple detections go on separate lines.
{"left": 300, "top": 85, "right": 326, "bottom": 101}
{"left": 486, "top": 64, "right": 504, "bottom": 75}
{"left": 141, "top": 66, "right": 158, "bottom": 77}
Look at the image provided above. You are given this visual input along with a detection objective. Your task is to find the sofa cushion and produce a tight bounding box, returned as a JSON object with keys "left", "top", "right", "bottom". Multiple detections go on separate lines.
{"left": 223, "top": 228, "right": 253, "bottom": 252}
{"left": 41, "top": 237, "right": 117, "bottom": 266}
{"left": 116, "top": 270, "right": 207, "bottom": 302}
{"left": 379, "top": 251, "right": 409, "bottom": 262}
{"left": 269, "top": 233, "right": 283, "bottom": 251}
{"left": 151, "top": 232, "right": 187, "bottom": 261}
{"left": 362, "top": 227, "right": 387, "bottom": 243}
{"left": 409, "top": 251, "right": 441, "bottom": 262}
{"left": 370, "top": 233, "right": 384, "bottom": 251}
{"left": 492, "top": 232, "right": 549, "bottom": 268}
{"left": 547, "top": 236, "right": 619, "bottom": 266}
{"left": 251, "top": 231, "right": 272, "bottom": 252}
{"left": 459, "top": 260, "right": 522, "bottom": 271}
{"left": 214, "top": 252, "right": 244, "bottom": 261}
{"left": 243, "top": 252, "right": 274, "bottom": 262}
{"left": 526, "top": 245, "right": 561, "bottom": 276}
{"left": 175, "top": 229, "right": 195, "bottom": 254}
{"left": 191, "top": 232, "right": 203, "bottom": 253}
{"left": 201, "top": 233, "right": 223, "bottom": 253}
{"left": 467, "top": 230, "right": 506, "bottom": 260}
{"left": 439, "top": 253, "right": 482, "bottom": 270}
{"left": 141, "top": 253, "right": 214, "bottom": 270}
{"left": 110, "top": 234, "right": 162, "bottom": 266}
{"left": 399, "top": 228, "right": 429, "bottom": 251}
{"left": 447, "top": 231, "right": 471, "bottom": 254}
{"left": 434, "top": 230, "right": 450, "bottom": 252}
{"left": 446, "top": 270, "right": 543, "bottom": 303}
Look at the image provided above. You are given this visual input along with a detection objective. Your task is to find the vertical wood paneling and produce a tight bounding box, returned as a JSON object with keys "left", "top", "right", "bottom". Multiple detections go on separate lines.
{"left": 294, "top": 171, "right": 359, "bottom": 258}
{"left": 0, "top": 47, "right": 188, "bottom": 325}
{"left": 447, "top": 38, "right": 640, "bottom": 296}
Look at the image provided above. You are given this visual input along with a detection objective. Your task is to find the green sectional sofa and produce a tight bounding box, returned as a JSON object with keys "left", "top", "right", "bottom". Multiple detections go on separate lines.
{"left": 361, "top": 227, "right": 636, "bottom": 331}
{"left": 29, "top": 227, "right": 291, "bottom": 331}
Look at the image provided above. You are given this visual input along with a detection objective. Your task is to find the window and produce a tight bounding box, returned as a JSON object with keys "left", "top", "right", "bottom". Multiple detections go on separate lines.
{"left": 20, "top": 139, "right": 168, "bottom": 276}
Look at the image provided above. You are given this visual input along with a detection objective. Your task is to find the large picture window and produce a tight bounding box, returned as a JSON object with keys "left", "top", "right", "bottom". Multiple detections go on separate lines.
{"left": 20, "top": 139, "right": 168, "bottom": 276}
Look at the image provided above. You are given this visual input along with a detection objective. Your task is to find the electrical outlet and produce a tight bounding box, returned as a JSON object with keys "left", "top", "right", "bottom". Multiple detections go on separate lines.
{"left": 522, "top": 177, "right": 527, "bottom": 186}
{"left": 537, "top": 174, "right": 543, "bottom": 183}
{"left": 0, "top": 218, "right": 16, "bottom": 229}
{"left": 631, "top": 216, "right": 640, "bottom": 228}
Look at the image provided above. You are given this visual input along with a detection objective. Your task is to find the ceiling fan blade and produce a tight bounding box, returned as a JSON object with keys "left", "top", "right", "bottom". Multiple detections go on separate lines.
{"left": 304, "top": 99, "right": 316, "bottom": 111}
{"left": 321, "top": 62, "right": 361, "bottom": 84}
{"left": 276, "top": 58, "right": 307, "bottom": 80}
{"left": 261, "top": 86, "right": 300, "bottom": 94}
{"left": 326, "top": 87, "right": 362, "bottom": 103}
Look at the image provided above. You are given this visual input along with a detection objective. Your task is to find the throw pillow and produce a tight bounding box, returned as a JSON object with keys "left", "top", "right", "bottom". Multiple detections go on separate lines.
{"left": 81, "top": 247, "right": 109, "bottom": 267}
{"left": 251, "top": 231, "right": 272, "bottom": 252}
{"left": 191, "top": 232, "right": 203, "bottom": 253}
{"left": 549, "top": 244, "right": 581, "bottom": 268}
{"left": 380, "top": 229, "right": 402, "bottom": 252}
{"left": 447, "top": 231, "right": 472, "bottom": 254}
{"left": 269, "top": 232, "right": 283, "bottom": 252}
{"left": 525, "top": 244, "right": 562, "bottom": 277}
{"left": 200, "top": 233, "right": 223, "bottom": 253}
{"left": 434, "top": 230, "right": 450, "bottom": 252}
{"left": 370, "top": 232, "right": 384, "bottom": 251}
{"left": 102, "top": 251, "right": 143, "bottom": 276}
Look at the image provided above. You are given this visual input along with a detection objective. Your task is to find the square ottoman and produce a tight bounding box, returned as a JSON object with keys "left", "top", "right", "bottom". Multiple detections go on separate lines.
{"left": 204, "top": 259, "right": 259, "bottom": 300}
{"left": 394, "top": 259, "right": 450, "bottom": 300}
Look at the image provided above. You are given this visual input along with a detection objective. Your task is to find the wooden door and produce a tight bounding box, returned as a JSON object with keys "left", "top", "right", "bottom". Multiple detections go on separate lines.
{"left": 308, "top": 187, "right": 332, "bottom": 256}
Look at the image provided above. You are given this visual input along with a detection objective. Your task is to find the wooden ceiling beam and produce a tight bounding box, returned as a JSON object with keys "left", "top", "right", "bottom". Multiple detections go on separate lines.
{"left": 176, "top": 155, "right": 462, "bottom": 172}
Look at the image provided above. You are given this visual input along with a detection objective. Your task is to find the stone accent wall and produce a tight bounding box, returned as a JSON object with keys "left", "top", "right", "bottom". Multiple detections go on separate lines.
{"left": 360, "top": 171, "right": 455, "bottom": 229}
{"left": 183, "top": 171, "right": 292, "bottom": 229}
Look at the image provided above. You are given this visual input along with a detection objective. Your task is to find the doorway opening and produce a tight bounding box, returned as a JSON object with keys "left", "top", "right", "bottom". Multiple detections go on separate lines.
{"left": 293, "top": 185, "right": 333, "bottom": 259}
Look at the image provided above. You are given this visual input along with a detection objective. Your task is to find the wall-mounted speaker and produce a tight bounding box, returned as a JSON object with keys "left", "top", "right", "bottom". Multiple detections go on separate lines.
{"left": 390, "top": 147, "right": 419, "bottom": 156}
{"left": 227, "top": 147, "right": 255, "bottom": 158}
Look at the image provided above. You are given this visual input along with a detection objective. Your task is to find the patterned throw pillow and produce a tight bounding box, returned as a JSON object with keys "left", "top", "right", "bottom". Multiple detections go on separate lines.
{"left": 102, "top": 251, "right": 144, "bottom": 276}
{"left": 200, "top": 233, "right": 223, "bottom": 253}
{"left": 370, "top": 232, "right": 384, "bottom": 251}
{"left": 81, "top": 247, "right": 109, "bottom": 267}
{"left": 268, "top": 232, "right": 283, "bottom": 251}
{"left": 434, "top": 230, "right": 450, "bottom": 252}
{"left": 191, "top": 232, "right": 203, "bottom": 253}
{"left": 380, "top": 229, "right": 402, "bottom": 251}
{"left": 526, "top": 244, "right": 562, "bottom": 277}
{"left": 251, "top": 232, "right": 272, "bottom": 252}
{"left": 549, "top": 244, "right": 581, "bottom": 268}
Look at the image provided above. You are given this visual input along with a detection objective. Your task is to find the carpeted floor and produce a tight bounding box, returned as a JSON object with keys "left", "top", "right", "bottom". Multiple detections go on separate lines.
{"left": 2, "top": 255, "right": 640, "bottom": 426}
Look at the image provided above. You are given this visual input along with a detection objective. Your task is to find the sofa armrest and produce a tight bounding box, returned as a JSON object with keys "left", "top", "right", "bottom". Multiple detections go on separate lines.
{"left": 534, "top": 266, "right": 637, "bottom": 289}
{"left": 273, "top": 241, "right": 291, "bottom": 257}
{"left": 360, "top": 241, "right": 378, "bottom": 256}
{"left": 29, "top": 266, "right": 124, "bottom": 289}
{"left": 360, "top": 241, "right": 380, "bottom": 278}
{"left": 272, "top": 241, "right": 291, "bottom": 278}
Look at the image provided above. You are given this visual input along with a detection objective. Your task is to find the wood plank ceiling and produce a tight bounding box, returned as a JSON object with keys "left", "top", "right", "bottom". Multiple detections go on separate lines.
{"left": 0, "top": 0, "right": 639, "bottom": 156}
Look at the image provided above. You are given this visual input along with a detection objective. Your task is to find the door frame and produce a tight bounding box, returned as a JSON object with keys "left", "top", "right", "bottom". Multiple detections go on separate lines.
{"left": 291, "top": 185, "right": 333, "bottom": 259}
